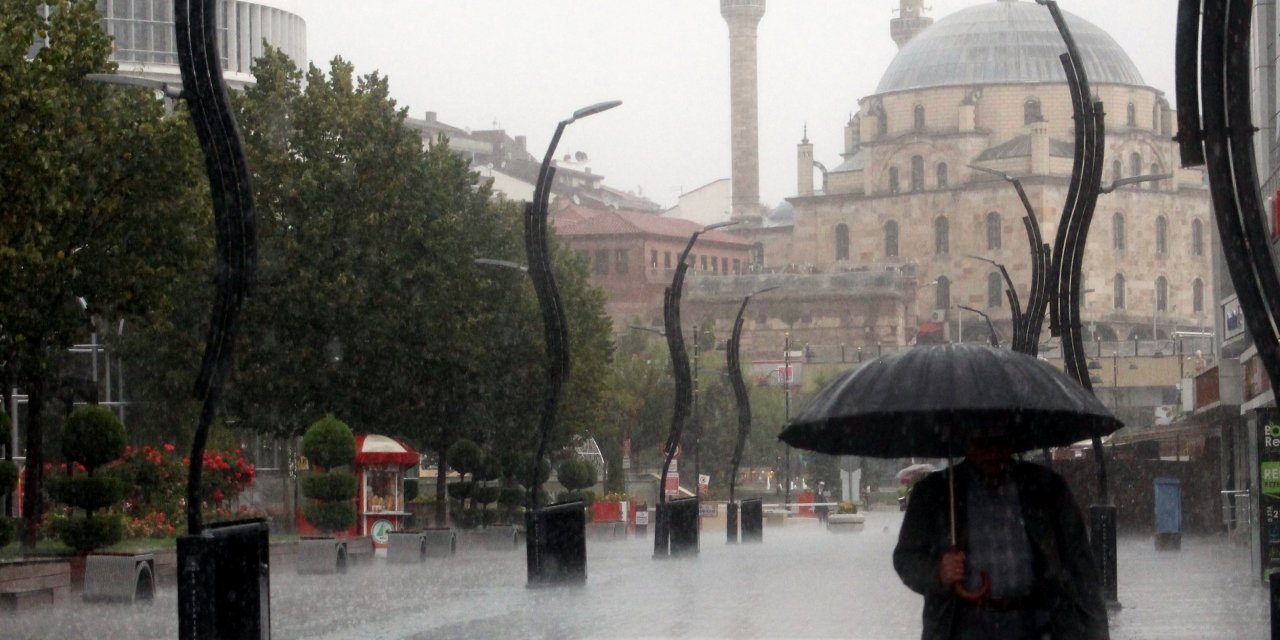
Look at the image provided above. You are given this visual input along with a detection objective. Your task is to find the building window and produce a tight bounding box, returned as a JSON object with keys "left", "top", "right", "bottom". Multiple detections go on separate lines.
{"left": 733, "top": 258, "right": 741, "bottom": 274}
{"left": 1193, "top": 277, "right": 1204, "bottom": 313}
{"left": 1149, "top": 164, "right": 1161, "bottom": 190}
{"left": 1156, "top": 276, "right": 1168, "bottom": 312}
{"left": 914, "top": 104, "right": 926, "bottom": 131}
{"left": 711, "top": 255, "right": 719, "bottom": 274}
{"left": 664, "top": 251, "right": 672, "bottom": 269}
{"left": 751, "top": 242, "right": 765, "bottom": 267}
{"left": 1153, "top": 102, "right": 1162, "bottom": 131}
{"left": 936, "top": 163, "right": 948, "bottom": 189}
{"left": 934, "top": 216, "right": 949, "bottom": 255}
{"left": 1155, "top": 216, "right": 1167, "bottom": 254}
{"left": 986, "top": 211, "right": 1002, "bottom": 251}
{"left": 1127, "top": 102, "right": 1136, "bottom": 127}
{"left": 936, "top": 275, "right": 951, "bottom": 310}
{"left": 910, "top": 156, "right": 925, "bottom": 192}
{"left": 1114, "top": 274, "right": 1126, "bottom": 310}
{"left": 1111, "top": 159, "right": 1122, "bottom": 184}
{"left": 885, "top": 220, "right": 899, "bottom": 258}
{"left": 1024, "top": 98, "right": 1042, "bottom": 124}
{"left": 594, "top": 249, "right": 609, "bottom": 275}
{"left": 987, "top": 272, "right": 1003, "bottom": 308}
{"left": 651, "top": 250, "right": 658, "bottom": 269}
{"left": 1192, "top": 219, "right": 1204, "bottom": 256}
{"left": 721, "top": 257, "right": 729, "bottom": 274}
{"left": 876, "top": 108, "right": 887, "bottom": 138}
{"left": 889, "top": 167, "right": 900, "bottom": 194}
{"left": 835, "top": 223, "right": 850, "bottom": 261}
{"left": 615, "top": 249, "right": 629, "bottom": 275}
{"left": 1129, "top": 152, "right": 1142, "bottom": 178}
{"left": 1113, "top": 212, "right": 1125, "bottom": 251}
{"left": 700, "top": 255, "right": 708, "bottom": 271}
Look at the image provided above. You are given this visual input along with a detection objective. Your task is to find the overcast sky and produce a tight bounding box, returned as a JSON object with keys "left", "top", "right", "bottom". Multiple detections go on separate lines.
{"left": 303, "top": 0, "right": 1179, "bottom": 209}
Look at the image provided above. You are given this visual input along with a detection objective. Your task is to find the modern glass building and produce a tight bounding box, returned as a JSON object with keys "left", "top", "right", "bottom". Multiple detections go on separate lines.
{"left": 95, "top": 0, "right": 305, "bottom": 88}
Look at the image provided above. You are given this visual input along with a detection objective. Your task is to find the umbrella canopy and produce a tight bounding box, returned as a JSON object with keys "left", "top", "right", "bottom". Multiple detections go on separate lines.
{"left": 895, "top": 463, "right": 937, "bottom": 483}
{"left": 778, "top": 344, "right": 1123, "bottom": 458}
{"left": 354, "top": 434, "right": 421, "bottom": 467}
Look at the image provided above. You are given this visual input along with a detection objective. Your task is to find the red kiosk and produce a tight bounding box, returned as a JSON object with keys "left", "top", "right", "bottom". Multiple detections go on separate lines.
{"left": 354, "top": 434, "right": 420, "bottom": 548}
{"left": 298, "top": 433, "right": 420, "bottom": 549}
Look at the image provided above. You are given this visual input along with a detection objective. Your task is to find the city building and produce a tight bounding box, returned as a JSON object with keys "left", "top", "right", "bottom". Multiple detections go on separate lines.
{"left": 95, "top": 0, "right": 306, "bottom": 88}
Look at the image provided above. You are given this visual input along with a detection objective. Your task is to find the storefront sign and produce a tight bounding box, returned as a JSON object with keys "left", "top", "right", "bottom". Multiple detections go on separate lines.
{"left": 699, "top": 502, "right": 718, "bottom": 518}
{"left": 1222, "top": 296, "right": 1244, "bottom": 343}
{"left": 634, "top": 509, "right": 649, "bottom": 526}
{"left": 1256, "top": 408, "right": 1280, "bottom": 581}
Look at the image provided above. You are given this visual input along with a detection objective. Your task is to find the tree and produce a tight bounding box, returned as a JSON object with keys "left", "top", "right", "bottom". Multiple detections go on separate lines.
{"left": 300, "top": 416, "right": 358, "bottom": 534}
{"left": 0, "top": 0, "right": 208, "bottom": 548}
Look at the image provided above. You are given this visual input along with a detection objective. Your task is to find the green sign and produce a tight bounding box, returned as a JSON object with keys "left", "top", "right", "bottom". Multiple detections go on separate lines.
{"left": 1263, "top": 462, "right": 1280, "bottom": 496}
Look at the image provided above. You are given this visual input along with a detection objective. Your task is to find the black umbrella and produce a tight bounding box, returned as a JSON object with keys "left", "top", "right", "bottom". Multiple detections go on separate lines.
{"left": 778, "top": 344, "right": 1122, "bottom": 458}
{"left": 777, "top": 344, "right": 1123, "bottom": 603}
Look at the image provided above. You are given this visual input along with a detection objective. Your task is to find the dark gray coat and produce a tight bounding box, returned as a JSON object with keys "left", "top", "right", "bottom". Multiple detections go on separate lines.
{"left": 892, "top": 461, "right": 1110, "bottom": 640}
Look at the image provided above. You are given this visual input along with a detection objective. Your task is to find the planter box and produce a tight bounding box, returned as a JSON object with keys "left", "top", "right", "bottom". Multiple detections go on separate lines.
{"left": 456, "top": 525, "right": 519, "bottom": 552}
{"left": 590, "top": 501, "right": 622, "bottom": 523}
{"left": 826, "top": 513, "right": 866, "bottom": 533}
{"left": 0, "top": 559, "right": 70, "bottom": 615}
{"left": 83, "top": 553, "right": 155, "bottom": 603}
{"left": 422, "top": 528, "right": 456, "bottom": 558}
{"left": 386, "top": 532, "right": 427, "bottom": 563}
{"left": 297, "top": 538, "right": 347, "bottom": 574}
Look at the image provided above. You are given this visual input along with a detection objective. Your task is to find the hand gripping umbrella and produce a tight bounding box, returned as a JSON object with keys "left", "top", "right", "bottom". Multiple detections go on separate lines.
{"left": 778, "top": 344, "right": 1122, "bottom": 601}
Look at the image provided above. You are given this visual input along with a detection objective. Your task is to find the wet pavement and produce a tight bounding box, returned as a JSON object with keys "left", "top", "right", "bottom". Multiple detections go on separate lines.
{"left": 1, "top": 509, "right": 1268, "bottom": 639}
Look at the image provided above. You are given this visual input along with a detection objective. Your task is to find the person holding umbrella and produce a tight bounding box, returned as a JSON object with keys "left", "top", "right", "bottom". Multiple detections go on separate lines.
{"left": 778, "top": 344, "right": 1120, "bottom": 640}
{"left": 893, "top": 426, "right": 1109, "bottom": 640}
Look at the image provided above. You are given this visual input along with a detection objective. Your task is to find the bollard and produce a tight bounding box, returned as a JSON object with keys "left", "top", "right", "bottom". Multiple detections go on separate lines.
{"left": 668, "top": 497, "right": 699, "bottom": 557}
{"left": 177, "top": 518, "right": 270, "bottom": 640}
{"left": 653, "top": 502, "right": 670, "bottom": 558}
{"left": 740, "top": 498, "right": 763, "bottom": 543}
{"left": 726, "top": 501, "right": 739, "bottom": 544}
{"left": 1089, "top": 504, "right": 1119, "bottom": 608}
{"left": 526, "top": 500, "right": 586, "bottom": 587}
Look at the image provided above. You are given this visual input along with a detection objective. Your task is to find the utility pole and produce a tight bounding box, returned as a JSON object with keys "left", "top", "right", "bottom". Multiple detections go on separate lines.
{"left": 783, "top": 332, "right": 791, "bottom": 512}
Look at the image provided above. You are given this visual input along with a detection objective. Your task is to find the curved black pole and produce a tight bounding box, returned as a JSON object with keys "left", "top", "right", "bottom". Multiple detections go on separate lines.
{"left": 176, "top": 0, "right": 257, "bottom": 536}
{"left": 727, "top": 286, "right": 778, "bottom": 507}
{"left": 957, "top": 306, "right": 1000, "bottom": 348}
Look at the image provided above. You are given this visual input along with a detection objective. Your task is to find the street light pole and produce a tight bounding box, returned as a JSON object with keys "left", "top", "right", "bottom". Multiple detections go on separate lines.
{"left": 784, "top": 333, "right": 791, "bottom": 512}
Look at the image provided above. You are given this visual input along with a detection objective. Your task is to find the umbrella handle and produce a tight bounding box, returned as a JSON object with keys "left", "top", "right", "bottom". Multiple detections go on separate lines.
{"left": 952, "top": 570, "right": 991, "bottom": 603}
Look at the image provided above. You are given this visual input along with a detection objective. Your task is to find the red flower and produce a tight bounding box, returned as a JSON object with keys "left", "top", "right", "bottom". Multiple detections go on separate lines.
{"left": 163, "top": 443, "right": 176, "bottom": 453}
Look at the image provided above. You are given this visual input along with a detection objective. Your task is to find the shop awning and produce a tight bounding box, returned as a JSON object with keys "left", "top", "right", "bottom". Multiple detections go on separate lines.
{"left": 354, "top": 434, "right": 420, "bottom": 466}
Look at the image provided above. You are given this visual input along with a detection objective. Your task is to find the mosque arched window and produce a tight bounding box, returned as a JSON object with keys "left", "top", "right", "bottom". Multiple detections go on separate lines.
{"left": 936, "top": 162, "right": 948, "bottom": 189}
{"left": 889, "top": 167, "right": 900, "bottom": 194}
{"left": 914, "top": 104, "right": 926, "bottom": 131}
{"left": 751, "top": 242, "right": 765, "bottom": 268}
{"left": 1193, "top": 278, "right": 1205, "bottom": 313}
{"left": 1113, "top": 212, "right": 1126, "bottom": 252}
{"left": 1024, "top": 98, "right": 1042, "bottom": 124}
{"left": 934, "top": 216, "right": 950, "bottom": 255}
{"left": 1153, "top": 102, "right": 1162, "bottom": 131}
{"left": 987, "top": 272, "right": 1004, "bottom": 308}
{"left": 1127, "top": 102, "right": 1136, "bottom": 127}
{"left": 1155, "top": 216, "right": 1167, "bottom": 254}
{"left": 1150, "top": 163, "right": 1162, "bottom": 190}
{"left": 835, "top": 224, "right": 850, "bottom": 261}
{"left": 1156, "top": 276, "right": 1168, "bottom": 312}
{"left": 935, "top": 276, "right": 951, "bottom": 311}
{"left": 1129, "top": 152, "right": 1142, "bottom": 178}
{"left": 1192, "top": 219, "right": 1204, "bottom": 256}
{"left": 1114, "top": 274, "right": 1126, "bottom": 310}
{"left": 985, "top": 211, "right": 1002, "bottom": 251}
{"left": 885, "top": 220, "right": 899, "bottom": 258}
{"left": 910, "top": 156, "right": 925, "bottom": 192}
{"left": 1111, "top": 159, "right": 1122, "bottom": 184}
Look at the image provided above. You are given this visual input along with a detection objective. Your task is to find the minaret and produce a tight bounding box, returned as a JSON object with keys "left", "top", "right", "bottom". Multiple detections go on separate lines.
{"left": 890, "top": 0, "right": 932, "bottom": 49}
{"left": 721, "top": 0, "right": 765, "bottom": 223}
{"left": 797, "top": 126, "right": 814, "bottom": 197}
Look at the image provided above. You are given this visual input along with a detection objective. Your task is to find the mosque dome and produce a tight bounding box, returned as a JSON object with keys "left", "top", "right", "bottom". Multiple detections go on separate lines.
{"left": 875, "top": 0, "right": 1144, "bottom": 94}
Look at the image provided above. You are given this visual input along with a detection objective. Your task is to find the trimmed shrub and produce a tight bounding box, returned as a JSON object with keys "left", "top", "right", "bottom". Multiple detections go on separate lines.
{"left": 0, "top": 516, "right": 14, "bottom": 549}
{"left": 301, "top": 416, "right": 357, "bottom": 535}
{"left": 556, "top": 459, "right": 597, "bottom": 492}
{"left": 53, "top": 514, "right": 125, "bottom": 553}
{"left": 53, "top": 476, "right": 125, "bottom": 512}
{"left": 403, "top": 478, "right": 420, "bottom": 503}
{"left": 470, "top": 485, "right": 500, "bottom": 506}
{"left": 62, "top": 406, "right": 126, "bottom": 471}
{"left": 498, "top": 487, "right": 525, "bottom": 509}
{"left": 300, "top": 474, "right": 358, "bottom": 502}
{"left": 446, "top": 439, "right": 482, "bottom": 478}
{"left": 446, "top": 481, "right": 473, "bottom": 502}
{"left": 303, "top": 502, "right": 357, "bottom": 533}
{"left": 302, "top": 416, "right": 356, "bottom": 469}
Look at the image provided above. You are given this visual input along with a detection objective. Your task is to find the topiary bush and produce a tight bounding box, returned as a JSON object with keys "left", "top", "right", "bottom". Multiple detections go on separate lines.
{"left": 556, "top": 458, "right": 597, "bottom": 493}
{"left": 300, "top": 416, "right": 357, "bottom": 535}
{"left": 55, "top": 406, "right": 127, "bottom": 553}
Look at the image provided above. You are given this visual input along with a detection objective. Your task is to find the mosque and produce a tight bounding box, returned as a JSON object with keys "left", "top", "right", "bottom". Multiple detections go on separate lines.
{"left": 608, "top": 0, "right": 1216, "bottom": 362}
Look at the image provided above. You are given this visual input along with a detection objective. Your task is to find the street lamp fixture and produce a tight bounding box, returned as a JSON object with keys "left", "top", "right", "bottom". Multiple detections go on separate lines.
{"left": 1099, "top": 173, "right": 1173, "bottom": 194}
{"left": 568, "top": 100, "right": 623, "bottom": 124}
{"left": 474, "top": 258, "right": 528, "bottom": 272}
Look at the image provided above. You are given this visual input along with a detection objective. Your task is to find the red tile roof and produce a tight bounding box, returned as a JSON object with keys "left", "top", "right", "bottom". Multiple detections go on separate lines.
{"left": 555, "top": 209, "right": 749, "bottom": 246}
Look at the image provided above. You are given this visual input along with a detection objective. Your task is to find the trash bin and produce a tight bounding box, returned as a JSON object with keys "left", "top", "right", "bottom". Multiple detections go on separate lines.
{"left": 1154, "top": 477, "right": 1182, "bottom": 551}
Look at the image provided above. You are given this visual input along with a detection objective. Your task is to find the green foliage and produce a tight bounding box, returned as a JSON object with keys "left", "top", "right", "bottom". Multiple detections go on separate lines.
{"left": 61, "top": 406, "right": 126, "bottom": 470}
{"left": 470, "top": 485, "right": 500, "bottom": 506}
{"left": 556, "top": 458, "right": 597, "bottom": 492}
{"left": 0, "top": 461, "right": 17, "bottom": 494}
{"left": 403, "top": 478, "right": 420, "bottom": 503}
{"left": 0, "top": 517, "right": 14, "bottom": 548}
{"left": 555, "top": 490, "right": 594, "bottom": 505}
{"left": 498, "top": 487, "right": 525, "bottom": 508}
{"left": 302, "top": 416, "right": 355, "bottom": 469}
{"left": 302, "top": 502, "right": 357, "bottom": 534}
{"left": 446, "top": 440, "right": 483, "bottom": 478}
{"left": 52, "top": 514, "right": 125, "bottom": 554}
{"left": 300, "top": 472, "right": 357, "bottom": 502}
{"left": 837, "top": 501, "right": 858, "bottom": 514}
{"left": 445, "top": 481, "right": 473, "bottom": 502}
{"left": 0, "top": 409, "right": 9, "bottom": 446}
{"left": 52, "top": 476, "right": 124, "bottom": 512}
